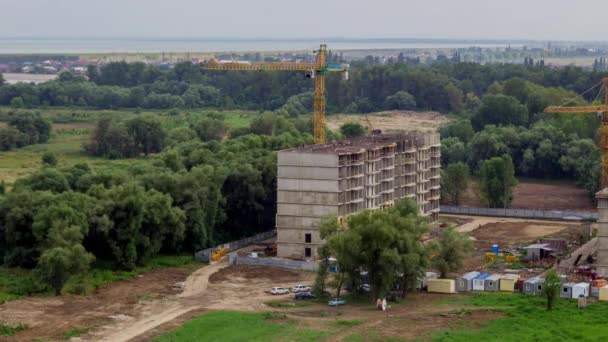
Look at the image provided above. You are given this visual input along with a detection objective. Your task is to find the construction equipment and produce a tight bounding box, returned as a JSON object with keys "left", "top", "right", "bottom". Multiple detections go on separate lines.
{"left": 544, "top": 78, "right": 608, "bottom": 188}
{"left": 202, "top": 44, "right": 350, "bottom": 143}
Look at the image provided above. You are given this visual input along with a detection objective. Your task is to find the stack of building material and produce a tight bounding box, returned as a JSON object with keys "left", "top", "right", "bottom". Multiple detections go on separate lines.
{"left": 572, "top": 282, "right": 590, "bottom": 298}
{"left": 499, "top": 274, "right": 520, "bottom": 292}
{"left": 484, "top": 274, "right": 501, "bottom": 292}
{"left": 427, "top": 279, "right": 456, "bottom": 294}
{"left": 560, "top": 282, "right": 576, "bottom": 299}
{"left": 456, "top": 271, "right": 480, "bottom": 292}
{"left": 473, "top": 273, "right": 490, "bottom": 291}
{"left": 524, "top": 277, "right": 544, "bottom": 296}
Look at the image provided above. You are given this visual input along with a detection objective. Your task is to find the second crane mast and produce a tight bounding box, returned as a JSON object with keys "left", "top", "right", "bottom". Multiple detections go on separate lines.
{"left": 203, "top": 44, "right": 350, "bottom": 143}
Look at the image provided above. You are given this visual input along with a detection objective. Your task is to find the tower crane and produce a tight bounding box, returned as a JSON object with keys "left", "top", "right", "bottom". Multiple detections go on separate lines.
{"left": 544, "top": 78, "right": 608, "bottom": 188}
{"left": 202, "top": 44, "right": 350, "bottom": 144}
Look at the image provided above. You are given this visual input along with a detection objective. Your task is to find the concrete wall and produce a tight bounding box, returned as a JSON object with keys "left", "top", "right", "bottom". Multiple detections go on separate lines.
{"left": 441, "top": 205, "right": 597, "bottom": 221}
{"left": 232, "top": 254, "right": 319, "bottom": 272}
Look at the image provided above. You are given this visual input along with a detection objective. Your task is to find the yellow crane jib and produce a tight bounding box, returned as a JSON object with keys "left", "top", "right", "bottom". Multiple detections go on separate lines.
{"left": 201, "top": 44, "right": 350, "bottom": 144}
{"left": 543, "top": 78, "right": 608, "bottom": 188}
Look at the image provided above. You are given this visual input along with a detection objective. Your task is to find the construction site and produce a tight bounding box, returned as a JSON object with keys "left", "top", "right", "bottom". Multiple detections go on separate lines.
{"left": 3, "top": 38, "right": 608, "bottom": 340}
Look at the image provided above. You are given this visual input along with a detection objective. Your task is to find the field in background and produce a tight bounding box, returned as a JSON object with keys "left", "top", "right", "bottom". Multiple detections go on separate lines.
{"left": 326, "top": 110, "right": 449, "bottom": 133}
{"left": 0, "top": 107, "right": 258, "bottom": 185}
{"left": 458, "top": 178, "right": 595, "bottom": 212}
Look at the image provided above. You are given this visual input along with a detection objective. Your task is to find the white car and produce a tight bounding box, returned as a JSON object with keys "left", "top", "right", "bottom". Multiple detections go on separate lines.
{"left": 291, "top": 285, "right": 311, "bottom": 293}
{"left": 270, "top": 287, "right": 290, "bottom": 295}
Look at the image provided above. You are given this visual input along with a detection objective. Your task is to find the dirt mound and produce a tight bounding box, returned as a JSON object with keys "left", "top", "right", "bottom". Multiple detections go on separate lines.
{"left": 209, "top": 265, "right": 301, "bottom": 284}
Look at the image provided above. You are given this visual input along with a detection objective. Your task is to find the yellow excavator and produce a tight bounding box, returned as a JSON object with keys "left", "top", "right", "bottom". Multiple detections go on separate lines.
{"left": 202, "top": 44, "right": 350, "bottom": 144}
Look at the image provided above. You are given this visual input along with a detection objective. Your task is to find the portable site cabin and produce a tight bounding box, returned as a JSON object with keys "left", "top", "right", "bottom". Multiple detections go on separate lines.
{"left": 499, "top": 274, "right": 520, "bottom": 292}
{"left": 560, "top": 282, "right": 576, "bottom": 299}
{"left": 524, "top": 277, "right": 544, "bottom": 296}
{"left": 484, "top": 274, "right": 501, "bottom": 292}
{"left": 523, "top": 244, "right": 553, "bottom": 261}
{"left": 473, "top": 273, "right": 491, "bottom": 291}
{"left": 572, "top": 283, "right": 590, "bottom": 298}
{"left": 456, "top": 271, "right": 480, "bottom": 292}
{"left": 427, "top": 279, "right": 456, "bottom": 294}
{"left": 599, "top": 286, "right": 608, "bottom": 301}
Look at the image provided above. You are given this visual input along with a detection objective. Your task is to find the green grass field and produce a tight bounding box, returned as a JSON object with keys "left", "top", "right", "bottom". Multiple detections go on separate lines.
{"left": 431, "top": 292, "right": 608, "bottom": 341}
{"left": 156, "top": 293, "right": 608, "bottom": 342}
{"left": 155, "top": 311, "right": 332, "bottom": 342}
{"left": 0, "top": 106, "right": 260, "bottom": 185}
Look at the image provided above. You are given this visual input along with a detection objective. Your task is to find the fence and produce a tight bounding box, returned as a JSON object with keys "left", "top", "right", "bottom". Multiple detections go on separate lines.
{"left": 440, "top": 205, "right": 597, "bottom": 221}
{"left": 230, "top": 254, "right": 319, "bottom": 272}
{"left": 194, "top": 230, "right": 276, "bottom": 262}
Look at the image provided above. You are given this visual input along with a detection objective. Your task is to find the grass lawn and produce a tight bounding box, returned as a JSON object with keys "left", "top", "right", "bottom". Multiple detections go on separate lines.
{"left": 155, "top": 311, "right": 332, "bottom": 342}
{"left": 0, "top": 130, "right": 152, "bottom": 185}
{"left": 431, "top": 292, "right": 608, "bottom": 341}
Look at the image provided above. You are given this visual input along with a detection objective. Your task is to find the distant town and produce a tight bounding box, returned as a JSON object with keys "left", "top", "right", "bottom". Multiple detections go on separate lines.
{"left": 1, "top": 41, "right": 608, "bottom": 84}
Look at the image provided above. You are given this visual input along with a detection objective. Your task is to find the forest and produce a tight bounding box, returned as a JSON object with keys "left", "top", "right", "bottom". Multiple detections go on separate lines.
{"left": 1, "top": 56, "right": 607, "bottom": 294}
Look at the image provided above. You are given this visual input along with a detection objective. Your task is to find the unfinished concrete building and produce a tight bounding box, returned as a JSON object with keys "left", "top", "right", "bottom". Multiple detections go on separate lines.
{"left": 596, "top": 188, "right": 608, "bottom": 276}
{"left": 276, "top": 132, "right": 441, "bottom": 260}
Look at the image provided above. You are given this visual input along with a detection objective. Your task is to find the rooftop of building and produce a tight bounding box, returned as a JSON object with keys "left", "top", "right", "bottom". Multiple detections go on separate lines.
{"left": 281, "top": 132, "right": 439, "bottom": 155}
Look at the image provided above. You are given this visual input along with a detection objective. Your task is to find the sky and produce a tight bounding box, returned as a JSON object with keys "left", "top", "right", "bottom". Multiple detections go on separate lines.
{"left": 0, "top": 0, "right": 606, "bottom": 41}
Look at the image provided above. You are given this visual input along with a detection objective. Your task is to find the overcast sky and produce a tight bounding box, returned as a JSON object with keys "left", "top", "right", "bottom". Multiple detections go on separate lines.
{"left": 1, "top": 0, "right": 606, "bottom": 41}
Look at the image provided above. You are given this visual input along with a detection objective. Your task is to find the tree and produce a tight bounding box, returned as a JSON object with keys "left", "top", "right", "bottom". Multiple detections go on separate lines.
{"left": 0, "top": 73, "right": 5, "bottom": 86}
{"left": 340, "top": 122, "right": 367, "bottom": 138}
{"left": 479, "top": 155, "right": 518, "bottom": 208}
{"left": 8, "top": 112, "right": 52, "bottom": 144}
{"left": 442, "top": 162, "right": 469, "bottom": 205}
{"left": 126, "top": 115, "right": 166, "bottom": 155}
{"left": 384, "top": 91, "right": 416, "bottom": 110}
{"left": 440, "top": 120, "right": 474, "bottom": 143}
{"left": 10, "top": 97, "right": 24, "bottom": 108}
{"left": 42, "top": 151, "right": 57, "bottom": 166}
{"left": 35, "top": 241, "right": 94, "bottom": 295}
{"left": 445, "top": 83, "right": 464, "bottom": 112}
{"left": 543, "top": 269, "right": 561, "bottom": 311}
{"left": 319, "top": 200, "right": 428, "bottom": 301}
{"left": 430, "top": 228, "right": 473, "bottom": 278}
{"left": 192, "top": 118, "right": 227, "bottom": 142}
{"left": 471, "top": 95, "right": 528, "bottom": 131}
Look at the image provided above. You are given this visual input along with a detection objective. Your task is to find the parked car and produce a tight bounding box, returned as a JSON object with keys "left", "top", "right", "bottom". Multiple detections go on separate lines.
{"left": 291, "top": 284, "right": 311, "bottom": 293}
{"left": 270, "top": 287, "right": 289, "bottom": 295}
{"left": 294, "top": 292, "right": 316, "bottom": 300}
{"left": 328, "top": 298, "right": 347, "bottom": 306}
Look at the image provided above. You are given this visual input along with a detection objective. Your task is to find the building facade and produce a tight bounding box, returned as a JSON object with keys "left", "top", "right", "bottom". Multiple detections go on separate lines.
{"left": 276, "top": 132, "right": 441, "bottom": 260}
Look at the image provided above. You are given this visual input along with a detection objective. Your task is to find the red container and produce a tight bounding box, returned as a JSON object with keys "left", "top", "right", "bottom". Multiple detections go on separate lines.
{"left": 515, "top": 279, "right": 525, "bottom": 292}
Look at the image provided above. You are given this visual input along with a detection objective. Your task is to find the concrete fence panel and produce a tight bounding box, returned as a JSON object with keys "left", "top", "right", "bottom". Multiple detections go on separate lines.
{"left": 441, "top": 206, "right": 597, "bottom": 221}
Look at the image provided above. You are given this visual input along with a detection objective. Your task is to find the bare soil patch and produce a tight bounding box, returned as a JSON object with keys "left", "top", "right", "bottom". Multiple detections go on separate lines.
{"left": 470, "top": 221, "right": 581, "bottom": 248}
{"left": 209, "top": 265, "right": 301, "bottom": 284}
{"left": 0, "top": 267, "right": 192, "bottom": 341}
{"left": 511, "top": 180, "right": 594, "bottom": 211}
{"left": 458, "top": 179, "right": 595, "bottom": 211}
{"left": 326, "top": 110, "right": 448, "bottom": 133}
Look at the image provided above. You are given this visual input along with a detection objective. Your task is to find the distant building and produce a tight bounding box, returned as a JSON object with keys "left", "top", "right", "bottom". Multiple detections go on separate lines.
{"left": 276, "top": 132, "right": 441, "bottom": 260}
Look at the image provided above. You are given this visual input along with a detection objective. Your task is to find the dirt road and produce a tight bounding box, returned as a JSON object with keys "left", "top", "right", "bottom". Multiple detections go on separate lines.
{"left": 92, "top": 260, "right": 230, "bottom": 342}
{"left": 89, "top": 262, "right": 315, "bottom": 341}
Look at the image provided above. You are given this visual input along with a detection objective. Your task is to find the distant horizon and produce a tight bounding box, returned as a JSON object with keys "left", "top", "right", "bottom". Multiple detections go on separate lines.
{"left": 0, "top": 36, "right": 605, "bottom": 44}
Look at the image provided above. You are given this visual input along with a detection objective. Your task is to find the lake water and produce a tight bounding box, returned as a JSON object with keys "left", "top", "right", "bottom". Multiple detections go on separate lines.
{"left": 0, "top": 38, "right": 520, "bottom": 54}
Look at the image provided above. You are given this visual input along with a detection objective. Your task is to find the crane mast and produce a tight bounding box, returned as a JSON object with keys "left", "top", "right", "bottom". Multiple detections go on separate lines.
{"left": 544, "top": 78, "right": 608, "bottom": 188}
{"left": 202, "top": 44, "right": 349, "bottom": 144}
